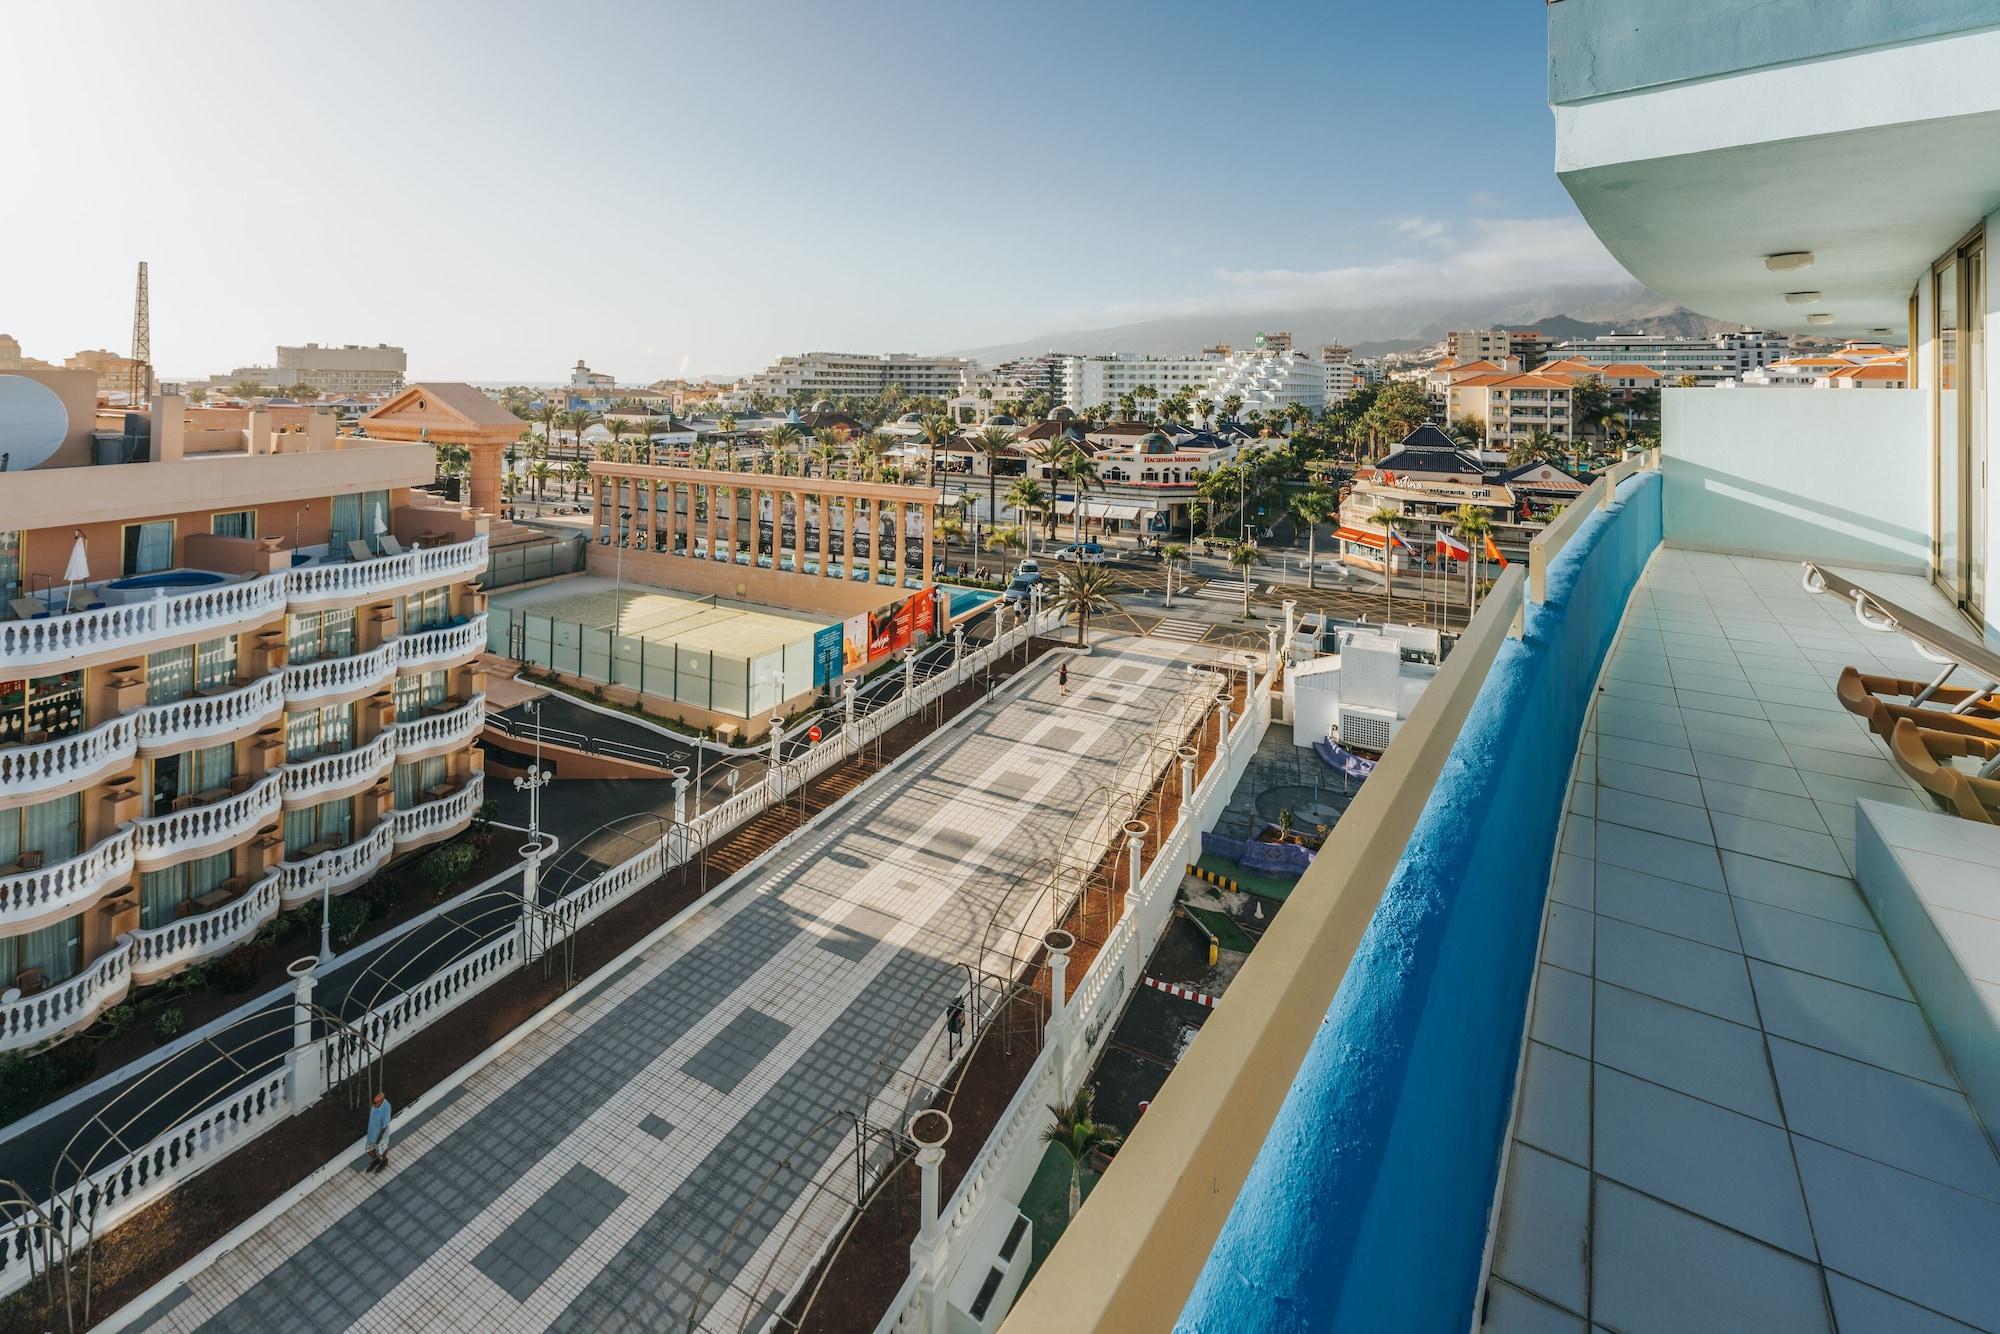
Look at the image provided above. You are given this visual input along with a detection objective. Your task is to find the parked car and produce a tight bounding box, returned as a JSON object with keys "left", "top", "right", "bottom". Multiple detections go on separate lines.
{"left": 1054, "top": 542, "right": 1106, "bottom": 563}
{"left": 1016, "top": 558, "right": 1042, "bottom": 580}
{"left": 1003, "top": 574, "right": 1037, "bottom": 606}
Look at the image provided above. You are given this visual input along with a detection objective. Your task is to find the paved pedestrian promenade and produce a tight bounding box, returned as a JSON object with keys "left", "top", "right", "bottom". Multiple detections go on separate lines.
{"left": 132, "top": 642, "right": 1211, "bottom": 1334}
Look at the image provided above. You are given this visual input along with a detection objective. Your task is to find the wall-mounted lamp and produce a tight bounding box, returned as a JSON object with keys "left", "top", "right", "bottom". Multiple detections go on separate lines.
{"left": 1782, "top": 291, "right": 1822, "bottom": 305}
{"left": 1806, "top": 313, "right": 1835, "bottom": 326}
{"left": 1765, "top": 252, "right": 1815, "bottom": 273}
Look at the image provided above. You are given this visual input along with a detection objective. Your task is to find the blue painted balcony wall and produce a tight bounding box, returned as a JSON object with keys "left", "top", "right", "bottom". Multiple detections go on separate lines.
{"left": 1178, "top": 470, "right": 1663, "bottom": 1334}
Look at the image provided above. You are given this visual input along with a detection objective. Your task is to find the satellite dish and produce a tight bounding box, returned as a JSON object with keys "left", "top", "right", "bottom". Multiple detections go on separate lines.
{"left": 0, "top": 375, "right": 70, "bottom": 471}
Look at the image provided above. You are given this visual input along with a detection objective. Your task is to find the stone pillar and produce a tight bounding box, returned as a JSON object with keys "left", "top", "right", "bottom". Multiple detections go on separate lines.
{"left": 466, "top": 442, "right": 501, "bottom": 517}
{"left": 766, "top": 715, "right": 785, "bottom": 799}
{"left": 1179, "top": 746, "right": 1199, "bottom": 808}
{"left": 903, "top": 646, "right": 917, "bottom": 700}
{"left": 952, "top": 626, "right": 965, "bottom": 683}
{"left": 519, "top": 841, "right": 542, "bottom": 961}
{"left": 843, "top": 676, "right": 858, "bottom": 755}
{"left": 1218, "top": 691, "right": 1232, "bottom": 750}
{"left": 705, "top": 483, "right": 719, "bottom": 562}
{"left": 793, "top": 489, "right": 808, "bottom": 572}
{"left": 1046, "top": 928, "right": 1075, "bottom": 1092}
{"left": 923, "top": 501, "right": 935, "bottom": 584}
{"left": 646, "top": 480, "right": 659, "bottom": 550}
{"left": 908, "top": 1107, "right": 955, "bottom": 1334}
{"left": 1283, "top": 599, "right": 1297, "bottom": 650}
{"left": 1124, "top": 820, "right": 1146, "bottom": 907}
{"left": 284, "top": 958, "right": 324, "bottom": 1111}
{"left": 817, "top": 490, "right": 830, "bottom": 577}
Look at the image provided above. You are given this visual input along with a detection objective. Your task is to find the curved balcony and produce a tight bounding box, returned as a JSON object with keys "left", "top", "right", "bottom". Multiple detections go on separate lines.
{"left": 0, "top": 715, "right": 138, "bottom": 801}
{"left": 277, "top": 817, "right": 394, "bottom": 908}
{"left": 282, "top": 731, "right": 396, "bottom": 806}
{"left": 1, "top": 574, "right": 287, "bottom": 674}
{"left": 135, "top": 673, "right": 286, "bottom": 754}
{"left": 132, "top": 773, "right": 283, "bottom": 865}
{"left": 125, "top": 869, "right": 282, "bottom": 985}
{"left": 0, "top": 941, "right": 131, "bottom": 1053}
{"left": 393, "top": 693, "right": 487, "bottom": 761}
{"left": 283, "top": 640, "right": 398, "bottom": 706}
{"left": 392, "top": 772, "right": 484, "bottom": 850}
{"left": 283, "top": 535, "right": 487, "bottom": 608}
{"left": 0, "top": 828, "right": 135, "bottom": 932}
{"left": 396, "top": 613, "right": 488, "bottom": 673}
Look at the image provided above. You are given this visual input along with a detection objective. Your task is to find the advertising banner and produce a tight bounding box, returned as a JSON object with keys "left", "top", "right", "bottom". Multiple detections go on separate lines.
{"left": 842, "top": 613, "right": 868, "bottom": 672}
{"left": 891, "top": 597, "right": 916, "bottom": 654}
{"left": 868, "top": 604, "right": 895, "bottom": 659}
{"left": 918, "top": 587, "right": 937, "bottom": 637}
{"left": 813, "top": 623, "right": 844, "bottom": 686}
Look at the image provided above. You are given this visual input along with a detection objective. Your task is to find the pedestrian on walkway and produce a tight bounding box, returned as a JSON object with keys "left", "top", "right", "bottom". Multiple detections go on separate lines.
{"left": 1057, "top": 662, "right": 1069, "bottom": 696}
{"left": 366, "top": 1091, "right": 393, "bottom": 1172}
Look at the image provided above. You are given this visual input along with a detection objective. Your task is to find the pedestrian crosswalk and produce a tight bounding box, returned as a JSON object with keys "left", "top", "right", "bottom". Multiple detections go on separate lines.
{"left": 1192, "top": 579, "right": 1250, "bottom": 602}
{"left": 1150, "top": 617, "right": 1209, "bottom": 643}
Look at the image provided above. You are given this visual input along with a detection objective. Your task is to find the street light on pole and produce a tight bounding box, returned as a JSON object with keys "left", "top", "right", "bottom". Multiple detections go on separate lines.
{"left": 512, "top": 700, "right": 551, "bottom": 844}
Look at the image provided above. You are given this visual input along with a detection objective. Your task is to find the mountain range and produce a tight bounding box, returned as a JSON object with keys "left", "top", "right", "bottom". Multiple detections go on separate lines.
{"left": 955, "top": 281, "right": 1748, "bottom": 364}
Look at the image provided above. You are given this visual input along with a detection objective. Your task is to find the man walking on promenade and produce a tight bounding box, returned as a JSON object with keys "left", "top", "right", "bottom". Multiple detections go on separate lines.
{"left": 366, "top": 1091, "right": 394, "bottom": 1172}
{"left": 1058, "top": 662, "right": 1069, "bottom": 697}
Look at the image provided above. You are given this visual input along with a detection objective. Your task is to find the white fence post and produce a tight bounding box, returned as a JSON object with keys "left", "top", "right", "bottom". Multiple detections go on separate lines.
{"left": 284, "top": 957, "right": 323, "bottom": 1112}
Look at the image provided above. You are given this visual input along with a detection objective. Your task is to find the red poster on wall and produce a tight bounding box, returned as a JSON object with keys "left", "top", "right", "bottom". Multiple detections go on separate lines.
{"left": 916, "top": 587, "right": 936, "bottom": 637}
{"left": 891, "top": 596, "right": 916, "bottom": 653}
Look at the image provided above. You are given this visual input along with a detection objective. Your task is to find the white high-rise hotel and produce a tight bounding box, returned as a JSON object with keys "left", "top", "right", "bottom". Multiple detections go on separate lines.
{"left": 1058, "top": 351, "right": 1329, "bottom": 415}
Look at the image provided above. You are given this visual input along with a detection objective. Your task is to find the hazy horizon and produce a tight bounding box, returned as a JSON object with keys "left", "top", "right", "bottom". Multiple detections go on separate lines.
{"left": 8, "top": 0, "right": 1629, "bottom": 384}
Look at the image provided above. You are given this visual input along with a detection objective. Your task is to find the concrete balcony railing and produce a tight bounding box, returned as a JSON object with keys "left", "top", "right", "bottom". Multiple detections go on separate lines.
{"left": 131, "top": 773, "right": 282, "bottom": 865}
{"left": 0, "top": 714, "right": 138, "bottom": 800}
{"left": 124, "top": 869, "right": 282, "bottom": 986}
{"left": 0, "top": 940, "right": 131, "bottom": 1053}
{"left": 276, "top": 817, "right": 394, "bottom": 908}
{"left": 281, "top": 731, "right": 396, "bottom": 806}
{"left": 282, "top": 535, "right": 487, "bottom": 608}
{"left": 282, "top": 639, "right": 399, "bottom": 706}
{"left": 0, "top": 828, "right": 135, "bottom": 933}
{"left": 393, "top": 694, "right": 486, "bottom": 760}
{"left": 134, "top": 672, "right": 286, "bottom": 753}
{"left": 392, "top": 771, "right": 483, "bottom": 849}
{"left": 0, "top": 574, "right": 287, "bottom": 674}
{"left": 396, "top": 614, "right": 487, "bottom": 673}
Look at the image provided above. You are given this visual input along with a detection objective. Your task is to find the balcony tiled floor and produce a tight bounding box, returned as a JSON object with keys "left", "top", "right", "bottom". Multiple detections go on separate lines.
{"left": 1488, "top": 549, "right": 2000, "bottom": 1334}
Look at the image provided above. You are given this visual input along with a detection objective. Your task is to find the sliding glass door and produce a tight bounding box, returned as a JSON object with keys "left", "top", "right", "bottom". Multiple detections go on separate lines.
{"left": 1935, "top": 230, "right": 1988, "bottom": 624}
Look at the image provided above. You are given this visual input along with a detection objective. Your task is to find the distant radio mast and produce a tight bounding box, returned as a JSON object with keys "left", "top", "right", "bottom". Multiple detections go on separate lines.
{"left": 129, "top": 260, "right": 151, "bottom": 407}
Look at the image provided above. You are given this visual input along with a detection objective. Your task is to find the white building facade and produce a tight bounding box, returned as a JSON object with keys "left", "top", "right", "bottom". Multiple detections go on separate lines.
{"left": 738, "top": 353, "right": 977, "bottom": 403}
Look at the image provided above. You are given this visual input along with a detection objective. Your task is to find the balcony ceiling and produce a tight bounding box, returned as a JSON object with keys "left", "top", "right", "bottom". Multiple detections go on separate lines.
{"left": 1562, "top": 111, "right": 2000, "bottom": 339}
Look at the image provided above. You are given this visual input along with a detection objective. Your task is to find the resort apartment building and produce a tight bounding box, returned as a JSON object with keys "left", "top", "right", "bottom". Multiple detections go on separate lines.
{"left": 274, "top": 343, "right": 408, "bottom": 397}
{"left": 736, "top": 352, "right": 977, "bottom": 404}
{"left": 1058, "top": 349, "right": 1328, "bottom": 415}
{"left": 1540, "top": 329, "right": 1790, "bottom": 384}
{"left": 1, "top": 369, "right": 489, "bottom": 1051}
{"left": 1319, "top": 344, "right": 1358, "bottom": 403}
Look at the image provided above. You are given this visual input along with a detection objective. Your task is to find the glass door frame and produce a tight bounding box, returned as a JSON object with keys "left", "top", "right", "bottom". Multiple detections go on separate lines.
{"left": 1933, "top": 224, "right": 1987, "bottom": 624}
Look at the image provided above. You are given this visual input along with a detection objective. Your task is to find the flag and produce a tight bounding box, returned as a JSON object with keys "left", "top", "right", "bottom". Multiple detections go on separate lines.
{"left": 1387, "top": 526, "right": 1414, "bottom": 553}
{"left": 1437, "top": 531, "right": 1471, "bottom": 561}
{"left": 1484, "top": 532, "right": 1509, "bottom": 567}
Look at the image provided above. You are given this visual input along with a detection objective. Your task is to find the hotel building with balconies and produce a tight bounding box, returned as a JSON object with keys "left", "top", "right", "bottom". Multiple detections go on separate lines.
{"left": 1, "top": 369, "right": 490, "bottom": 1051}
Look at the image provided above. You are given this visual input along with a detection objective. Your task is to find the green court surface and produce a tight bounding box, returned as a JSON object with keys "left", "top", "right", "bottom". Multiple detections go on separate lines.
{"left": 1183, "top": 904, "right": 1256, "bottom": 954}
{"left": 1196, "top": 852, "right": 1303, "bottom": 903}
{"left": 1019, "top": 1143, "right": 1104, "bottom": 1286}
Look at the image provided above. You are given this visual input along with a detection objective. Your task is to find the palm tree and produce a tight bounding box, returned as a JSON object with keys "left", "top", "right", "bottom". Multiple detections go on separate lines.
{"left": 974, "top": 425, "right": 1015, "bottom": 572}
{"left": 716, "top": 412, "right": 738, "bottom": 436}
{"left": 985, "top": 523, "right": 1026, "bottom": 573}
{"left": 1160, "top": 542, "right": 1188, "bottom": 609}
{"left": 767, "top": 422, "right": 805, "bottom": 472}
{"left": 604, "top": 415, "right": 628, "bottom": 461}
{"left": 1194, "top": 396, "right": 1216, "bottom": 428}
{"left": 1006, "top": 477, "right": 1050, "bottom": 551}
{"left": 537, "top": 400, "right": 561, "bottom": 457}
{"left": 1040, "top": 1087, "right": 1122, "bottom": 1219}
{"left": 1228, "top": 541, "right": 1260, "bottom": 616}
{"left": 1370, "top": 504, "right": 1403, "bottom": 623}
{"left": 809, "top": 440, "right": 841, "bottom": 478}
{"left": 920, "top": 413, "right": 955, "bottom": 488}
{"left": 1507, "top": 428, "right": 1557, "bottom": 469}
{"left": 1221, "top": 393, "right": 1244, "bottom": 424}
{"left": 1289, "top": 487, "right": 1334, "bottom": 591}
{"left": 528, "top": 460, "right": 555, "bottom": 502}
{"left": 1450, "top": 503, "right": 1493, "bottom": 618}
{"left": 1049, "top": 564, "right": 1120, "bottom": 647}
{"left": 565, "top": 459, "right": 591, "bottom": 500}
{"left": 1055, "top": 445, "right": 1102, "bottom": 547}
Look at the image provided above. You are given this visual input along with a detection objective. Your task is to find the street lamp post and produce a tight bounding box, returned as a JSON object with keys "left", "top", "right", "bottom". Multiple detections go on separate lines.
{"left": 512, "top": 701, "right": 553, "bottom": 940}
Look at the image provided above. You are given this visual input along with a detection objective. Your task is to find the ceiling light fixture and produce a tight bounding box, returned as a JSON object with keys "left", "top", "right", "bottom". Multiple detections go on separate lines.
{"left": 1783, "top": 291, "right": 1823, "bottom": 305}
{"left": 1806, "top": 313, "right": 1835, "bottom": 325}
{"left": 1765, "top": 251, "right": 1815, "bottom": 273}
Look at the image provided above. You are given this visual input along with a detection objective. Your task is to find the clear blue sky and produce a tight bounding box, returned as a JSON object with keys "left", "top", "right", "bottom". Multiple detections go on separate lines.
{"left": 8, "top": 0, "right": 1620, "bottom": 381}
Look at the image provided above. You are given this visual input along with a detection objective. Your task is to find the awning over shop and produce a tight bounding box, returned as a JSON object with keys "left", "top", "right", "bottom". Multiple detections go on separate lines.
{"left": 1053, "top": 499, "right": 1145, "bottom": 521}
{"left": 1335, "top": 525, "right": 1386, "bottom": 550}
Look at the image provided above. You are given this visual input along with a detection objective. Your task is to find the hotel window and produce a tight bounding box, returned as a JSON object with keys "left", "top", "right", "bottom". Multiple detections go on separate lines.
{"left": 393, "top": 670, "right": 448, "bottom": 722}
{"left": 286, "top": 608, "right": 355, "bottom": 664}
{"left": 149, "top": 743, "right": 236, "bottom": 815}
{"left": 285, "top": 702, "right": 355, "bottom": 762}
{"left": 0, "top": 670, "right": 84, "bottom": 743}
{"left": 330, "top": 489, "right": 391, "bottom": 556}
{"left": 0, "top": 530, "right": 19, "bottom": 607}
{"left": 138, "top": 851, "right": 234, "bottom": 929}
{"left": 0, "top": 791, "right": 83, "bottom": 877}
{"left": 393, "top": 754, "right": 447, "bottom": 808}
{"left": 210, "top": 510, "right": 257, "bottom": 540}
{"left": 284, "top": 796, "right": 355, "bottom": 857}
{"left": 1, "top": 917, "right": 81, "bottom": 989}
{"left": 146, "top": 636, "right": 240, "bottom": 705}
{"left": 121, "top": 520, "right": 174, "bottom": 577}
{"left": 399, "top": 587, "right": 451, "bottom": 634}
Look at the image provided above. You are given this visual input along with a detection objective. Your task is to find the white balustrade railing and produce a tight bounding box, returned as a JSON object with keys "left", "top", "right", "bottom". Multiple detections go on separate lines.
{"left": 131, "top": 773, "right": 283, "bottom": 863}
{"left": 283, "top": 535, "right": 487, "bottom": 606}
{"left": 0, "top": 940, "right": 131, "bottom": 1053}
{"left": 135, "top": 673, "right": 286, "bottom": 751}
{"left": 282, "top": 731, "right": 397, "bottom": 804}
{"left": 328, "top": 928, "right": 518, "bottom": 1075}
{"left": 0, "top": 714, "right": 138, "bottom": 799}
{"left": 1, "top": 574, "right": 287, "bottom": 673}
{"left": 125, "top": 870, "right": 282, "bottom": 982}
{"left": 283, "top": 639, "right": 399, "bottom": 704}
{"left": 0, "top": 827, "right": 135, "bottom": 932}
{"left": 277, "top": 816, "right": 395, "bottom": 907}
{"left": 393, "top": 693, "right": 487, "bottom": 757}
{"left": 392, "top": 772, "right": 485, "bottom": 846}
{"left": 397, "top": 614, "right": 487, "bottom": 671}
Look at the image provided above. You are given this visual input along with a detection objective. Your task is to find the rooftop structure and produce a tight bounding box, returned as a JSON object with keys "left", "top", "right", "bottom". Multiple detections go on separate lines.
{"left": 1006, "top": 7, "right": 2000, "bottom": 1331}
{"left": 1058, "top": 350, "right": 1328, "bottom": 415}
{"left": 274, "top": 343, "right": 407, "bottom": 397}
{"left": 737, "top": 352, "right": 977, "bottom": 405}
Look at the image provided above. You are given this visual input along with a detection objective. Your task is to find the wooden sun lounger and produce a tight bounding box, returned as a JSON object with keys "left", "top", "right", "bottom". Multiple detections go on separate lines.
{"left": 1836, "top": 667, "right": 2000, "bottom": 744}
{"left": 1889, "top": 719, "right": 2000, "bottom": 824}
